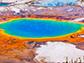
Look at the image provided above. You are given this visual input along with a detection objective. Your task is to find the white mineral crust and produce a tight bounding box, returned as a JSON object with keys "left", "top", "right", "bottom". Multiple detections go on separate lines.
{"left": 35, "top": 42, "right": 84, "bottom": 62}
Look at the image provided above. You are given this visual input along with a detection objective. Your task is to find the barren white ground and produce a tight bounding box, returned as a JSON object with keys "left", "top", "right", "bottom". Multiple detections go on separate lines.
{"left": 35, "top": 42, "right": 84, "bottom": 62}
{"left": 70, "top": 18, "right": 84, "bottom": 22}
{"left": 0, "top": 0, "right": 40, "bottom": 3}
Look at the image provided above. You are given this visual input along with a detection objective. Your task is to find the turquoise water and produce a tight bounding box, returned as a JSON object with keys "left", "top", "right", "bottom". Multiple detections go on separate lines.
{"left": 34, "top": 0, "right": 78, "bottom": 6}
{"left": 0, "top": 3, "right": 9, "bottom": 6}
{"left": 0, "top": 19, "right": 83, "bottom": 38}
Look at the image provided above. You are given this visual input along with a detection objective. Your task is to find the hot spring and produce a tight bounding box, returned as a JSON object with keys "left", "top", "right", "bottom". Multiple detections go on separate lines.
{"left": 0, "top": 3, "right": 9, "bottom": 6}
{"left": 34, "top": 0, "right": 78, "bottom": 6}
{"left": 0, "top": 19, "right": 83, "bottom": 38}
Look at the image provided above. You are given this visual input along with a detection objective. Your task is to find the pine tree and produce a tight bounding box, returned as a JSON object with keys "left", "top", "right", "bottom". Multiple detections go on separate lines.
{"left": 81, "top": 0, "right": 84, "bottom": 2}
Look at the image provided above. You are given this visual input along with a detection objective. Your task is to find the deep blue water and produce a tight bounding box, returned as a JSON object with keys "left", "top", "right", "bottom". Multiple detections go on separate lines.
{"left": 34, "top": 0, "right": 78, "bottom": 6}
{"left": 0, "top": 19, "right": 83, "bottom": 38}
{"left": 0, "top": 3, "right": 9, "bottom": 6}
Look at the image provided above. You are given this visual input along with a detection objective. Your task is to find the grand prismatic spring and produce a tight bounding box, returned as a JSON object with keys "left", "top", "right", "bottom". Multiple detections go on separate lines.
{"left": 0, "top": 18, "right": 83, "bottom": 38}
{"left": 0, "top": 0, "right": 84, "bottom": 63}
{"left": 0, "top": 15, "right": 84, "bottom": 62}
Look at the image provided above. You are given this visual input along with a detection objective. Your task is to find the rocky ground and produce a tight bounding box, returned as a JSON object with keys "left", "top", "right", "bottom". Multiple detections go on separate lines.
{"left": 0, "top": 3, "right": 84, "bottom": 18}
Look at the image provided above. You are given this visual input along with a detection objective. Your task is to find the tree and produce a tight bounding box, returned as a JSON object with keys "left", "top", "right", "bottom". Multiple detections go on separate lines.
{"left": 81, "top": 0, "right": 84, "bottom": 2}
